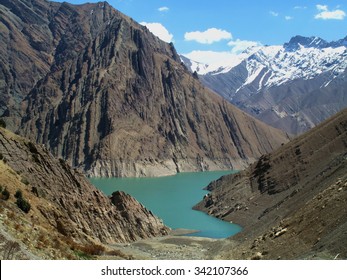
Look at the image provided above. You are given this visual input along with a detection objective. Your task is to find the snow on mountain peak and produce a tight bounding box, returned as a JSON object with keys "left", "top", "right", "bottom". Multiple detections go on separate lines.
{"left": 182, "top": 35, "right": 347, "bottom": 91}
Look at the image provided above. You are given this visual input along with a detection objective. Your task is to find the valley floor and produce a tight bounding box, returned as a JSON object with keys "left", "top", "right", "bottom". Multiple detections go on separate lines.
{"left": 100, "top": 230, "right": 237, "bottom": 260}
{"left": 102, "top": 223, "right": 345, "bottom": 261}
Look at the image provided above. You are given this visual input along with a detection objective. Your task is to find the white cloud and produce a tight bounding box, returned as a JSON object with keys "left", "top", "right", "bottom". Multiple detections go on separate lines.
{"left": 270, "top": 11, "right": 279, "bottom": 17}
{"left": 140, "top": 22, "right": 173, "bottom": 43}
{"left": 316, "top": 5, "right": 328, "bottom": 12}
{"left": 227, "top": 39, "right": 262, "bottom": 54}
{"left": 158, "top": 7, "right": 169, "bottom": 12}
{"left": 315, "top": 5, "right": 346, "bottom": 20}
{"left": 183, "top": 50, "right": 238, "bottom": 66}
{"left": 183, "top": 39, "right": 262, "bottom": 66}
{"left": 294, "top": 6, "right": 307, "bottom": 10}
{"left": 184, "top": 28, "right": 232, "bottom": 44}
{"left": 285, "top": 16, "right": 293, "bottom": 20}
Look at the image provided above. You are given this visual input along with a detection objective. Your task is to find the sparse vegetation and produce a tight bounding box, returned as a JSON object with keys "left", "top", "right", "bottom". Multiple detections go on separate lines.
{"left": 1, "top": 188, "right": 10, "bottom": 200}
{"left": 79, "top": 244, "right": 105, "bottom": 256}
{"left": 16, "top": 195, "right": 31, "bottom": 213}
{"left": 0, "top": 118, "right": 6, "bottom": 128}
{"left": 27, "top": 141, "right": 38, "bottom": 154}
{"left": 31, "top": 186, "right": 39, "bottom": 197}
{"left": 61, "top": 236, "right": 106, "bottom": 259}
{"left": 15, "top": 189, "right": 23, "bottom": 199}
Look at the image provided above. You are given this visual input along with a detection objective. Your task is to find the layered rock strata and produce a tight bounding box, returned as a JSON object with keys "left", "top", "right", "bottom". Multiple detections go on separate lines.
{"left": 0, "top": 127, "right": 169, "bottom": 245}
{"left": 195, "top": 108, "right": 347, "bottom": 259}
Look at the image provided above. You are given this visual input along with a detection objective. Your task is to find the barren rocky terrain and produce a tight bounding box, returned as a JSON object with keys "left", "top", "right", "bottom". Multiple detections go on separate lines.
{"left": 1, "top": 114, "right": 346, "bottom": 260}
{"left": 0, "top": 127, "right": 168, "bottom": 259}
{"left": 194, "top": 108, "right": 347, "bottom": 259}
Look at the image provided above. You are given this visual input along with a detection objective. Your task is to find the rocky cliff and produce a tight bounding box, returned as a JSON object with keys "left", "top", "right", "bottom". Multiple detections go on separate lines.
{"left": 195, "top": 108, "right": 347, "bottom": 259}
{"left": 0, "top": 0, "right": 116, "bottom": 126}
{"left": 0, "top": 127, "right": 169, "bottom": 258}
{"left": 0, "top": 0, "right": 289, "bottom": 177}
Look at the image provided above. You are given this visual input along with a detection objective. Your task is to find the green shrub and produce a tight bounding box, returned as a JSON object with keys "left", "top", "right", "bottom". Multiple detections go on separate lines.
{"left": 16, "top": 197, "right": 31, "bottom": 213}
{"left": 27, "top": 141, "right": 38, "bottom": 154}
{"left": 1, "top": 188, "right": 10, "bottom": 200}
{"left": 0, "top": 119, "right": 6, "bottom": 128}
{"left": 31, "top": 186, "right": 39, "bottom": 197}
{"left": 14, "top": 190, "right": 23, "bottom": 199}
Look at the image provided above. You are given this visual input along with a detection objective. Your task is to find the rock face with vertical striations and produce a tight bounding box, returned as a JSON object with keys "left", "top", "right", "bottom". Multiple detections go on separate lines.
{"left": 194, "top": 108, "right": 347, "bottom": 259}
{"left": 0, "top": 127, "right": 169, "bottom": 247}
{"left": 0, "top": 0, "right": 116, "bottom": 126}
{"left": 1, "top": 0, "right": 289, "bottom": 177}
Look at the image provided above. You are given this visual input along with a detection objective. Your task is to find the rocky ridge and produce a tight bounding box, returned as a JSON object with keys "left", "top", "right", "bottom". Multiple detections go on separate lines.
{"left": 0, "top": 0, "right": 289, "bottom": 177}
{"left": 194, "top": 108, "right": 347, "bottom": 259}
{"left": 0, "top": 127, "right": 169, "bottom": 258}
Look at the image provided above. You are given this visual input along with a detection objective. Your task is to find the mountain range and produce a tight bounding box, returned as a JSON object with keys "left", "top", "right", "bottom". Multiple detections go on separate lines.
{"left": 182, "top": 35, "right": 347, "bottom": 135}
{"left": 1, "top": 0, "right": 347, "bottom": 260}
{"left": 0, "top": 0, "right": 288, "bottom": 177}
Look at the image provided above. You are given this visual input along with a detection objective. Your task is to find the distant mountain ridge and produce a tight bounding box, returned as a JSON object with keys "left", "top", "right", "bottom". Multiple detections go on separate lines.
{"left": 0, "top": 0, "right": 289, "bottom": 177}
{"left": 182, "top": 35, "right": 347, "bottom": 135}
{"left": 284, "top": 35, "right": 347, "bottom": 51}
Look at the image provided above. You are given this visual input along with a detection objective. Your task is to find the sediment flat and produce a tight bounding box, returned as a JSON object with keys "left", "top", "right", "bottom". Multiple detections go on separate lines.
{"left": 105, "top": 231, "right": 237, "bottom": 260}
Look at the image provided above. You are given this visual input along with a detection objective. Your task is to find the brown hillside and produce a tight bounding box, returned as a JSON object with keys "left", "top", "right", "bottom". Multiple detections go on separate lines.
{"left": 195, "top": 108, "right": 347, "bottom": 259}
{"left": 0, "top": 127, "right": 168, "bottom": 259}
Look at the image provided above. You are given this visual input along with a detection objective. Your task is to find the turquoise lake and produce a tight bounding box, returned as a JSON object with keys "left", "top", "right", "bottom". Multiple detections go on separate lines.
{"left": 90, "top": 171, "right": 242, "bottom": 239}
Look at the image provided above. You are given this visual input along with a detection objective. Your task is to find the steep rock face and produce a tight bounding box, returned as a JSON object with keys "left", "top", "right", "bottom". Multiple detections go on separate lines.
{"left": 0, "top": 127, "right": 169, "bottom": 245}
{"left": 1, "top": 0, "right": 289, "bottom": 177}
{"left": 0, "top": 0, "right": 116, "bottom": 128}
{"left": 195, "top": 108, "right": 347, "bottom": 259}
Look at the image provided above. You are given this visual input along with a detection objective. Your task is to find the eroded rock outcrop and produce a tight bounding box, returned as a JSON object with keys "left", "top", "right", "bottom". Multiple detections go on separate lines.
{"left": 0, "top": 127, "right": 169, "bottom": 245}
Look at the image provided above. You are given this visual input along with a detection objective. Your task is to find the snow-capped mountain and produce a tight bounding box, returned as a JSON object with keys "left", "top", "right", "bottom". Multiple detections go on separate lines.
{"left": 182, "top": 36, "right": 347, "bottom": 135}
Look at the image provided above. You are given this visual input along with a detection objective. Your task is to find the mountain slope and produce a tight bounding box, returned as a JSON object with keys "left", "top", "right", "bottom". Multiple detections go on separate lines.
{"left": 194, "top": 108, "right": 347, "bottom": 259}
{"left": 0, "top": 0, "right": 289, "bottom": 177}
{"left": 0, "top": 126, "right": 169, "bottom": 259}
{"left": 0, "top": 0, "right": 117, "bottom": 128}
{"left": 184, "top": 36, "right": 347, "bottom": 135}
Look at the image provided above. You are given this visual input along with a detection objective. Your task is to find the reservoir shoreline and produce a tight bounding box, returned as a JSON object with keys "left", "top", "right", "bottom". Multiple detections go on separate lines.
{"left": 91, "top": 170, "right": 242, "bottom": 239}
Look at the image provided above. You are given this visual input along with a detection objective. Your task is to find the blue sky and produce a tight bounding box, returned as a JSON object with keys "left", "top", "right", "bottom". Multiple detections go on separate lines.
{"left": 59, "top": 0, "right": 347, "bottom": 63}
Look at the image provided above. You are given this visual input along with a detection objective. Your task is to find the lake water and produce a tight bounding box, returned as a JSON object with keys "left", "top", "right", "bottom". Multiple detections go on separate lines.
{"left": 90, "top": 171, "right": 242, "bottom": 238}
